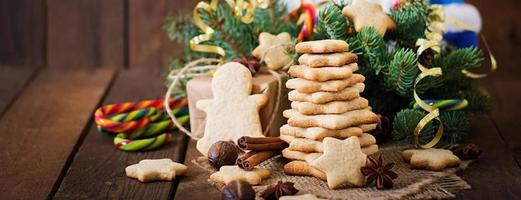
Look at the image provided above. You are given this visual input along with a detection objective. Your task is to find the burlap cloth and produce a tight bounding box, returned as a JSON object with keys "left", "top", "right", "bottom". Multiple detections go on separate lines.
{"left": 193, "top": 143, "right": 471, "bottom": 200}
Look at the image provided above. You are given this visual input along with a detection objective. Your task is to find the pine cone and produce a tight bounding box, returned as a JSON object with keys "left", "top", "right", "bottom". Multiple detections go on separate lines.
{"left": 418, "top": 48, "right": 435, "bottom": 67}
{"left": 449, "top": 143, "right": 482, "bottom": 160}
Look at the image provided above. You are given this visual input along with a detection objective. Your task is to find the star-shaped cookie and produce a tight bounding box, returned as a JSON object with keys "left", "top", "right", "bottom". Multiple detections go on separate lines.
{"left": 310, "top": 137, "right": 367, "bottom": 189}
{"left": 280, "top": 194, "right": 326, "bottom": 200}
{"left": 210, "top": 165, "right": 270, "bottom": 185}
{"left": 343, "top": 0, "right": 396, "bottom": 36}
{"left": 125, "top": 159, "right": 187, "bottom": 182}
{"left": 252, "top": 32, "right": 292, "bottom": 70}
{"left": 402, "top": 148, "right": 461, "bottom": 171}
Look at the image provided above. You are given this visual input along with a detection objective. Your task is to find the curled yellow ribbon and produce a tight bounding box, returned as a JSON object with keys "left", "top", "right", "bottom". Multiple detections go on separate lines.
{"left": 190, "top": 0, "right": 269, "bottom": 57}
{"left": 413, "top": 68, "right": 444, "bottom": 148}
{"left": 191, "top": 0, "right": 225, "bottom": 57}
{"left": 413, "top": 5, "right": 445, "bottom": 148}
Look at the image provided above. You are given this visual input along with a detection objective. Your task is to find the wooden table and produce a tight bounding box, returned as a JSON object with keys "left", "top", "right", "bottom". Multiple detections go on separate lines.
{"left": 1, "top": 0, "right": 521, "bottom": 199}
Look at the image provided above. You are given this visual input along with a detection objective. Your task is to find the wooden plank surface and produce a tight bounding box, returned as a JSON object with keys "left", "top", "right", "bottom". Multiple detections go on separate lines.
{"left": 128, "top": 0, "right": 196, "bottom": 68}
{"left": 456, "top": 115, "right": 521, "bottom": 199}
{"left": 0, "top": 67, "right": 36, "bottom": 117}
{"left": 467, "top": 0, "right": 521, "bottom": 77}
{"left": 480, "top": 78, "right": 521, "bottom": 166}
{"left": 0, "top": 68, "right": 115, "bottom": 200}
{"left": 0, "top": 0, "right": 45, "bottom": 67}
{"left": 53, "top": 67, "right": 188, "bottom": 200}
{"left": 47, "top": 0, "right": 125, "bottom": 68}
{"left": 174, "top": 139, "right": 221, "bottom": 200}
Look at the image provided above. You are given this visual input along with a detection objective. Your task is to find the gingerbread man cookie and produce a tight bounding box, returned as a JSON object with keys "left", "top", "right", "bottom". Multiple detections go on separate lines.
{"left": 196, "top": 62, "right": 268, "bottom": 156}
{"left": 343, "top": 0, "right": 396, "bottom": 36}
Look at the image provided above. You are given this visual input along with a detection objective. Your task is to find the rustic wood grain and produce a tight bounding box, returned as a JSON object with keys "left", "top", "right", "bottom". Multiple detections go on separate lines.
{"left": 0, "top": 0, "right": 45, "bottom": 67}
{"left": 0, "top": 67, "right": 36, "bottom": 117}
{"left": 455, "top": 115, "right": 521, "bottom": 199}
{"left": 0, "top": 68, "right": 115, "bottom": 200}
{"left": 174, "top": 139, "right": 221, "bottom": 200}
{"left": 128, "top": 0, "right": 197, "bottom": 68}
{"left": 467, "top": 0, "right": 521, "bottom": 78}
{"left": 53, "top": 67, "right": 189, "bottom": 200}
{"left": 47, "top": 0, "right": 125, "bottom": 68}
{"left": 479, "top": 78, "right": 521, "bottom": 166}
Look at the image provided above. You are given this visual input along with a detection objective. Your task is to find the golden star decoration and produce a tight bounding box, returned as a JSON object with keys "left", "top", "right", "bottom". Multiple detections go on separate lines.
{"left": 343, "top": 0, "right": 397, "bottom": 36}
{"left": 252, "top": 32, "right": 292, "bottom": 70}
{"left": 311, "top": 137, "right": 367, "bottom": 189}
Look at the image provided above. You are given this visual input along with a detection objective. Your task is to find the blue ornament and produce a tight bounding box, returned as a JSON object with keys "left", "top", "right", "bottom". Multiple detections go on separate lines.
{"left": 429, "top": 0, "right": 481, "bottom": 48}
{"left": 429, "top": 0, "right": 463, "bottom": 4}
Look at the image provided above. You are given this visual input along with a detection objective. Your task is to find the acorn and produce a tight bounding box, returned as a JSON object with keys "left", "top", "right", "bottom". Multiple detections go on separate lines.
{"left": 208, "top": 141, "right": 239, "bottom": 169}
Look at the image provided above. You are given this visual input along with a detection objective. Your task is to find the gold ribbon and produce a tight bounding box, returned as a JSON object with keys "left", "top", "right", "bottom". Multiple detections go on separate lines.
{"left": 191, "top": 0, "right": 225, "bottom": 57}
{"left": 190, "top": 0, "right": 269, "bottom": 57}
{"left": 412, "top": 5, "right": 445, "bottom": 148}
{"left": 413, "top": 68, "right": 444, "bottom": 148}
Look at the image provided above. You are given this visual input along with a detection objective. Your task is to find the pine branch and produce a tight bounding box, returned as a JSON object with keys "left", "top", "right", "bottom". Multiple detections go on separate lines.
{"left": 392, "top": 109, "right": 436, "bottom": 143}
{"left": 354, "top": 27, "right": 388, "bottom": 73}
{"left": 314, "top": 4, "right": 350, "bottom": 41}
{"left": 437, "top": 47, "right": 484, "bottom": 71}
{"left": 384, "top": 48, "right": 418, "bottom": 96}
{"left": 212, "top": 18, "right": 246, "bottom": 54}
{"left": 392, "top": 109, "right": 470, "bottom": 145}
{"left": 389, "top": 1, "right": 428, "bottom": 48}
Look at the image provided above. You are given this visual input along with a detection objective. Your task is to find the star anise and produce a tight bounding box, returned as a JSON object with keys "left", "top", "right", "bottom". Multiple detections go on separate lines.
{"left": 449, "top": 143, "right": 482, "bottom": 160}
{"left": 361, "top": 155, "right": 398, "bottom": 189}
{"left": 261, "top": 181, "right": 299, "bottom": 200}
{"left": 232, "top": 56, "right": 261, "bottom": 76}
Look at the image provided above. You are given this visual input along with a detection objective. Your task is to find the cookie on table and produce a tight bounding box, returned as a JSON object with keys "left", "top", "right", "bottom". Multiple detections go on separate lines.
{"left": 402, "top": 148, "right": 461, "bottom": 171}
{"left": 210, "top": 165, "right": 270, "bottom": 185}
{"left": 288, "top": 83, "right": 365, "bottom": 104}
{"left": 298, "top": 52, "right": 358, "bottom": 67}
{"left": 125, "top": 159, "right": 187, "bottom": 182}
{"left": 295, "top": 39, "right": 349, "bottom": 54}
{"left": 279, "top": 194, "right": 326, "bottom": 200}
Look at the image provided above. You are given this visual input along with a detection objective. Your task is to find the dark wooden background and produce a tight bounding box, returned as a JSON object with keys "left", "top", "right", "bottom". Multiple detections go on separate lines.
{"left": 0, "top": 0, "right": 520, "bottom": 199}
{"left": 0, "top": 0, "right": 199, "bottom": 69}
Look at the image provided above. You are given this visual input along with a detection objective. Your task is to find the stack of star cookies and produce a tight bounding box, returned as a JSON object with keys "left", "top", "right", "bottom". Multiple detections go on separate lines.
{"left": 280, "top": 39, "right": 380, "bottom": 180}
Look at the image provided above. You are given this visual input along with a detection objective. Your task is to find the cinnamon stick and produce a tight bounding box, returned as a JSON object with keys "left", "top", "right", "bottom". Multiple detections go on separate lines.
{"left": 236, "top": 150, "right": 258, "bottom": 166}
{"left": 237, "top": 136, "right": 288, "bottom": 151}
{"left": 239, "top": 151, "right": 279, "bottom": 171}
